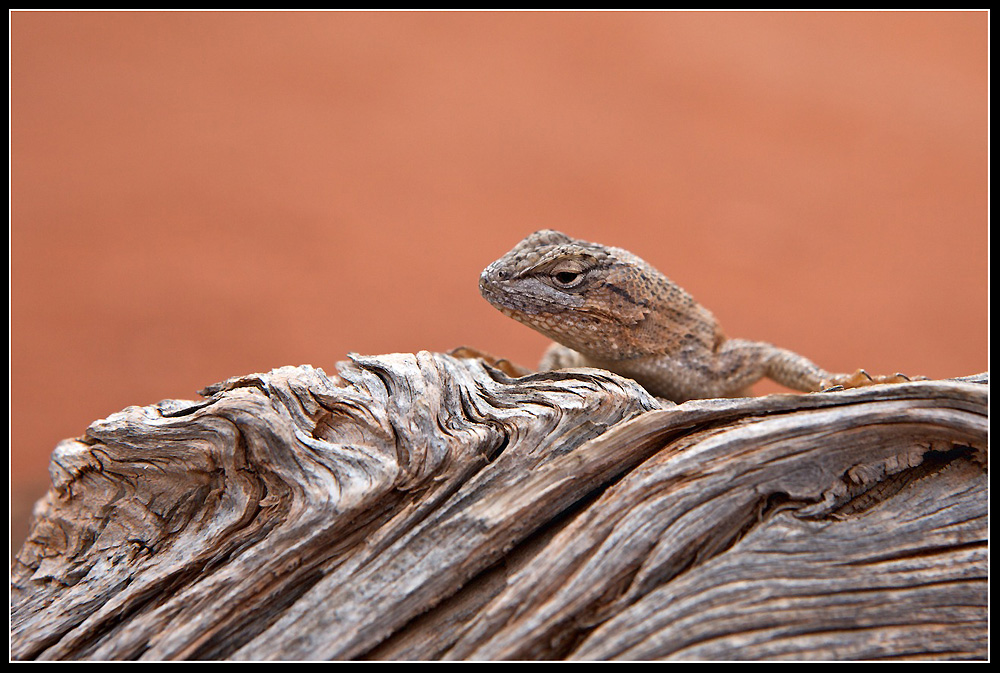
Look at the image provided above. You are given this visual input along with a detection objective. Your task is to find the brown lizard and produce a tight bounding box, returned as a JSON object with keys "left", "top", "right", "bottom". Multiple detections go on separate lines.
{"left": 476, "top": 229, "right": 915, "bottom": 403}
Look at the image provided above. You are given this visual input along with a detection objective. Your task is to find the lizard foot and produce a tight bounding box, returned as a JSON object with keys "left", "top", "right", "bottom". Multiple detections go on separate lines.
{"left": 821, "top": 369, "right": 926, "bottom": 392}
{"left": 449, "top": 346, "right": 533, "bottom": 378}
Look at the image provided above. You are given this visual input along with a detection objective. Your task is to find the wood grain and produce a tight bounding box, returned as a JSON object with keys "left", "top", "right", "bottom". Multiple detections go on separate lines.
{"left": 10, "top": 355, "right": 987, "bottom": 661}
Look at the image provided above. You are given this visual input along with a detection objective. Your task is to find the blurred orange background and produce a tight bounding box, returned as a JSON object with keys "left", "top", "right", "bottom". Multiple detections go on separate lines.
{"left": 10, "top": 11, "right": 988, "bottom": 553}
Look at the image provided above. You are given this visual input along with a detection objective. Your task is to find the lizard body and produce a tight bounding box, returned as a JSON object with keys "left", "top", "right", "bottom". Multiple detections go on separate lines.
{"left": 479, "top": 230, "right": 911, "bottom": 403}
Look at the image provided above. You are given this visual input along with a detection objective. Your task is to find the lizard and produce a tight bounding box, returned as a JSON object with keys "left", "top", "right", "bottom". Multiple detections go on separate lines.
{"left": 475, "top": 229, "right": 916, "bottom": 403}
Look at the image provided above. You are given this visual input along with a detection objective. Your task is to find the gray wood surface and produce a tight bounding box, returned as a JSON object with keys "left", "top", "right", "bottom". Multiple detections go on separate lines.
{"left": 9, "top": 354, "right": 988, "bottom": 661}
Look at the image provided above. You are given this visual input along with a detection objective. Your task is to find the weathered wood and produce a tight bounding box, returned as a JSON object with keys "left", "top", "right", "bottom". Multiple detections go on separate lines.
{"left": 9, "top": 354, "right": 988, "bottom": 661}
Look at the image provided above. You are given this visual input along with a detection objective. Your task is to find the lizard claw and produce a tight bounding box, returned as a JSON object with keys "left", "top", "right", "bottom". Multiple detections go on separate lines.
{"left": 823, "top": 368, "right": 926, "bottom": 391}
{"left": 892, "top": 372, "right": 930, "bottom": 382}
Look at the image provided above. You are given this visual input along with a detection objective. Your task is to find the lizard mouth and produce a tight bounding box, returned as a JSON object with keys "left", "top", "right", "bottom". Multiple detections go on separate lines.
{"left": 480, "top": 273, "right": 555, "bottom": 317}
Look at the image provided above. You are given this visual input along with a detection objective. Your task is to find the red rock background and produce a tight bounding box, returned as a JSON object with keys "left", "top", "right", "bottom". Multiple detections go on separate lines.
{"left": 10, "top": 11, "right": 988, "bottom": 553}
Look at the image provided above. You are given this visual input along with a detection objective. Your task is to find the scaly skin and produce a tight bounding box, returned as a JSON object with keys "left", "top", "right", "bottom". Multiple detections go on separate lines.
{"left": 479, "top": 230, "right": 913, "bottom": 403}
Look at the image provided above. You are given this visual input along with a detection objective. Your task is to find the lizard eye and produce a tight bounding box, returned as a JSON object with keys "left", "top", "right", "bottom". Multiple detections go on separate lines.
{"left": 548, "top": 263, "right": 588, "bottom": 289}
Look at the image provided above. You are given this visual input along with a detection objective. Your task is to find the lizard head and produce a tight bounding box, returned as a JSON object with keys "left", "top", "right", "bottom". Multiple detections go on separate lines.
{"left": 479, "top": 230, "right": 668, "bottom": 360}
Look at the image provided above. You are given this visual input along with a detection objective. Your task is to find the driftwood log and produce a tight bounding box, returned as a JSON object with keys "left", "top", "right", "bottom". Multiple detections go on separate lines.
{"left": 10, "top": 353, "right": 988, "bottom": 661}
